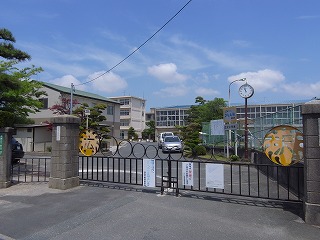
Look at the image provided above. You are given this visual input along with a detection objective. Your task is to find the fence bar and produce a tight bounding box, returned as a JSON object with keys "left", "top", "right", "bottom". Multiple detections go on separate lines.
{"left": 239, "top": 165, "right": 242, "bottom": 195}
{"left": 248, "top": 165, "right": 251, "bottom": 196}
{"left": 277, "top": 166, "right": 280, "bottom": 199}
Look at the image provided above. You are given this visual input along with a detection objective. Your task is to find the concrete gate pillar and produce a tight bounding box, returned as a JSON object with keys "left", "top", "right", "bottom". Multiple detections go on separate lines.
{"left": 0, "top": 128, "right": 14, "bottom": 188}
{"left": 49, "top": 115, "right": 80, "bottom": 190}
{"left": 301, "top": 100, "right": 320, "bottom": 225}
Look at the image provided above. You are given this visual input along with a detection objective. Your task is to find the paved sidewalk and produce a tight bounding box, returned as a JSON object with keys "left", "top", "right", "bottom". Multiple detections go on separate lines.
{"left": 0, "top": 182, "right": 319, "bottom": 240}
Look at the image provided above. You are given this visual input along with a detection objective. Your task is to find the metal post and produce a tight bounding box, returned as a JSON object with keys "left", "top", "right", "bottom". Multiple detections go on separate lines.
{"left": 244, "top": 98, "right": 248, "bottom": 159}
{"left": 228, "top": 78, "right": 246, "bottom": 158}
{"left": 86, "top": 115, "right": 89, "bottom": 129}
{"left": 70, "top": 83, "right": 74, "bottom": 115}
{"left": 168, "top": 151, "right": 172, "bottom": 188}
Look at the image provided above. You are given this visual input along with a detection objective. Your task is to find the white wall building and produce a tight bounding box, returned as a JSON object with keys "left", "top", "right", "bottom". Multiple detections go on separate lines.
{"left": 109, "top": 96, "right": 146, "bottom": 139}
{"left": 149, "top": 105, "right": 190, "bottom": 137}
{"left": 15, "top": 82, "right": 121, "bottom": 152}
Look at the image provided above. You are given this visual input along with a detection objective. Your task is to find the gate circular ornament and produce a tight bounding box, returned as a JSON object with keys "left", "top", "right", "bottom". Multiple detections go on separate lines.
{"left": 79, "top": 129, "right": 100, "bottom": 156}
{"left": 263, "top": 125, "right": 303, "bottom": 166}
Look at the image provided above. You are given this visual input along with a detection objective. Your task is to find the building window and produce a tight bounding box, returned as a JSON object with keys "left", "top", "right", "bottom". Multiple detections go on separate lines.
{"left": 39, "top": 98, "right": 48, "bottom": 109}
{"left": 120, "top": 99, "right": 130, "bottom": 105}
{"left": 107, "top": 105, "right": 114, "bottom": 115}
{"left": 120, "top": 110, "right": 130, "bottom": 116}
{"left": 120, "top": 119, "right": 130, "bottom": 126}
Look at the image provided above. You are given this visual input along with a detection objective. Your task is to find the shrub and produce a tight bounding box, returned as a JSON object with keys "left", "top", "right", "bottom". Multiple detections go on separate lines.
{"left": 230, "top": 154, "right": 240, "bottom": 161}
{"left": 193, "top": 145, "right": 207, "bottom": 156}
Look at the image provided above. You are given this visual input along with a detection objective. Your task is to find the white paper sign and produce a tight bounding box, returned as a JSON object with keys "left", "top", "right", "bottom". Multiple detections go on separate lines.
{"left": 210, "top": 119, "right": 225, "bottom": 136}
{"left": 56, "top": 126, "right": 61, "bottom": 141}
{"left": 143, "top": 159, "right": 156, "bottom": 187}
{"left": 182, "top": 162, "right": 193, "bottom": 186}
{"left": 206, "top": 163, "right": 224, "bottom": 189}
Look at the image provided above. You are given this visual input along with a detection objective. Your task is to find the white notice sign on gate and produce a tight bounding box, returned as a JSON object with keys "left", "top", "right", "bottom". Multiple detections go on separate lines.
{"left": 206, "top": 163, "right": 224, "bottom": 189}
{"left": 182, "top": 162, "right": 193, "bottom": 186}
{"left": 143, "top": 159, "right": 156, "bottom": 187}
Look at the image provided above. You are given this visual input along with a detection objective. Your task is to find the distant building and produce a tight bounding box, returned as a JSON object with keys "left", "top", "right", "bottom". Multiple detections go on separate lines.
{"left": 148, "top": 101, "right": 307, "bottom": 138}
{"left": 149, "top": 105, "right": 190, "bottom": 136}
{"left": 16, "top": 82, "right": 121, "bottom": 152}
{"left": 108, "top": 96, "right": 146, "bottom": 139}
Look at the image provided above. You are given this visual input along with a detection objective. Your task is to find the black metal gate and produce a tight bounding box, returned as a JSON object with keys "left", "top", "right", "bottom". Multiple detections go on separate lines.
{"left": 10, "top": 141, "right": 303, "bottom": 202}
{"left": 78, "top": 140, "right": 303, "bottom": 202}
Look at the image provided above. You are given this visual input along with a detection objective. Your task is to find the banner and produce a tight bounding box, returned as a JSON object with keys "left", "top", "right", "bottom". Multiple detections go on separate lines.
{"left": 206, "top": 163, "right": 224, "bottom": 189}
{"left": 182, "top": 162, "right": 193, "bottom": 186}
{"left": 143, "top": 159, "right": 156, "bottom": 187}
{"left": 210, "top": 119, "right": 225, "bottom": 136}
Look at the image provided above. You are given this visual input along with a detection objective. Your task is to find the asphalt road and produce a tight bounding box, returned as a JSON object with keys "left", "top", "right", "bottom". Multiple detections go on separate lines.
{"left": 0, "top": 182, "right": 319, "bottom": 240}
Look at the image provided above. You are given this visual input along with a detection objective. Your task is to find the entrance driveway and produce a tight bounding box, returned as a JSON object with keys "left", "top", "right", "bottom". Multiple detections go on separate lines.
{"left": 0, "top": 182, "right": 319, "bottom": 240}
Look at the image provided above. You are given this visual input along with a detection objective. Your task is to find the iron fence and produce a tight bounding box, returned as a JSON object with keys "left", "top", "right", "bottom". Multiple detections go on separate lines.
{"left": 78, "top": 151, "right": 303, "bottom": 202}
{"left": 10, "top": 143, "right": 303, "bottom": 202}
{"left": 11, "top": 158, "right": 50, "bottom": 183}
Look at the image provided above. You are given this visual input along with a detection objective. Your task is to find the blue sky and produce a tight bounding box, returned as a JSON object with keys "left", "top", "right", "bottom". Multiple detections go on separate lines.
{"left": 2, "top": 0, "right": 320, "bottom": 110}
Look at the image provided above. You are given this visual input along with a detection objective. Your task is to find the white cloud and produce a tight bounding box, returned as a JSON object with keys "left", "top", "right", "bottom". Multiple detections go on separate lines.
{"left": 232, "top": 40, "right": 251, "bottom": 48}
{"left": 89, "top": 71, "right": 127, "bottom": 93}
{"left": 228, "top": 69, "right": 285, "bottom": 92}
{"left": 50, "top": 75, "right": 85, "bottom": 91}
{"left": 170, "top": 35, "right": 255, "bottom": 70}
{"left": 148, "top": 63, "right": 188, "bottom": 84}
{"left": 195, "top": 87, "right": 219, "bottom": 96}
{"left": 283, "top": 82, "right": 320, "bottom": 98}
{"left": 154, "top": 85, "right": 189, "bottom": 97}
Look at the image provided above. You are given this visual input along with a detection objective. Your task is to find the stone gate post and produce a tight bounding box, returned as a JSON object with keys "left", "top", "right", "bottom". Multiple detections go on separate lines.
{"left": 0, "top": 127, "right": 14, "bottom": 188}
{"left": 49, "top": 115, "right": 80, "bottom": 190}
{"left": 301, "top": 100, "right": 320, "bottom": 225}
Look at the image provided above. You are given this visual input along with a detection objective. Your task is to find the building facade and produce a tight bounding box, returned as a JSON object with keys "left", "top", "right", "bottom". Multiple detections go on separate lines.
{"left": 109, "top": 96, "right": 146, "bottom": 139}
{"left": 16, "top": 82, "right": 121, "bottom": 152}
{"left": 148, "top": 105, "right": 190, "bottom": 136}
{"left": 148, "top": 101, "right": 306, "bottom": 139}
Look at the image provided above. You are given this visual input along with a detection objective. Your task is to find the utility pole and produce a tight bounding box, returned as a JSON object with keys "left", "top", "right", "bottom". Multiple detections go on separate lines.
{"left": 70, "top": 83, "right": 74, "bottom": 115}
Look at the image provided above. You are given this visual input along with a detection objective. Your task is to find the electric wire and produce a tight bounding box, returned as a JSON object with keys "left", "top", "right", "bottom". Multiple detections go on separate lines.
{"left": 75, "top": 0, "right": 192, "bottom": 87}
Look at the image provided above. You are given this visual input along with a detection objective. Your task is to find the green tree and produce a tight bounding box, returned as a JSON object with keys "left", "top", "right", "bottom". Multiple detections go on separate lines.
{"left": 180, "top": 97, "right": 226, "bottom": 152}
{"left": 128, "top": 127, "right": 138, "bottom": 140}
{"left": 73, "top": 103, "right": 109, "bottom": 135}
{"left": 0, "top": 28, "right": 45, "bottom": 127}
{"left": 142, "top": 120, "right": 155, "bottom": 141}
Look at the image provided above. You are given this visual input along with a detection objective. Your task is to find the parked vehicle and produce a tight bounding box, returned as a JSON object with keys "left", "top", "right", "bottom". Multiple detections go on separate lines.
{"left": 161, "top": 135, "right": 183, "bottom": 153}
{"left": 158, "top": 132, "right": 174, "bottom": 149}
{"left": 11, "top": 138, "right": 24, "bottom": 164}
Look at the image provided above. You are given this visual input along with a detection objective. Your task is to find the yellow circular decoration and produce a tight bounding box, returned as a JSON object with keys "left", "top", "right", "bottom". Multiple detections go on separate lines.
{"left": 79, "top": 129, "right": 100, "bottom": 156}
{"left": 263, "top": 125, "right": 303, "bottom": 166}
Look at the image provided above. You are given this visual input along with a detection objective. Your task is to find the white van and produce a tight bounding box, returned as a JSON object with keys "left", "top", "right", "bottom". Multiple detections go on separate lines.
{"left": 158, "top": 132, "right": 174, "bottom": 149}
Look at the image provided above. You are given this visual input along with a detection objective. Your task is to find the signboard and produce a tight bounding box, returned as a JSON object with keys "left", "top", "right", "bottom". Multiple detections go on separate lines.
{"left": 182, "top": 162, "right": 193, "bottom": 186}
{"left": 56, "top": 126, "right": 61, "bottom": 141}
{"left": 224, "top": 123, "right": 237, "bottom": 130}
{"left": 79, "top": 129, "right": 100, "bottom": 156}
{"left": 210, "top": 119, "right": 225, "bottom": 136}
{"left": 84, "top": 109, "right": 90, "bottom": 116}
{"left": 206, "top": 163, "right": 224, "bottom": 189}
{"left": 143, "top": 159, "right": 156, "bottom": 187}
{"left": 223, "top": 107, "right": 237, "bottom": 123}
{"left": 263, "top": 125, "right": 303, "bottom": 166}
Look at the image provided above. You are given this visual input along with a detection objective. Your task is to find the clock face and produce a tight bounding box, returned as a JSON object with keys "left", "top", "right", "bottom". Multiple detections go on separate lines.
{"left": 239, "top": 84, "right": 254, "bottom": 98}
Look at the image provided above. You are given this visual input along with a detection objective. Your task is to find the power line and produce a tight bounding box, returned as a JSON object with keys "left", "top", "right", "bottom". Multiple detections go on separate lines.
{"left": 75, "top": 0, "right": 192, "bottom": 87}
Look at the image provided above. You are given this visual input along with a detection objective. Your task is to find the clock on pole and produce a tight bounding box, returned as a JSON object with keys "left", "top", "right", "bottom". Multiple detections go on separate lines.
{"left": 239, "top": 83, "right": 254, "bottom": 159}
{"left": 239, "top": 83, "right": 254, "bottom": 99}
